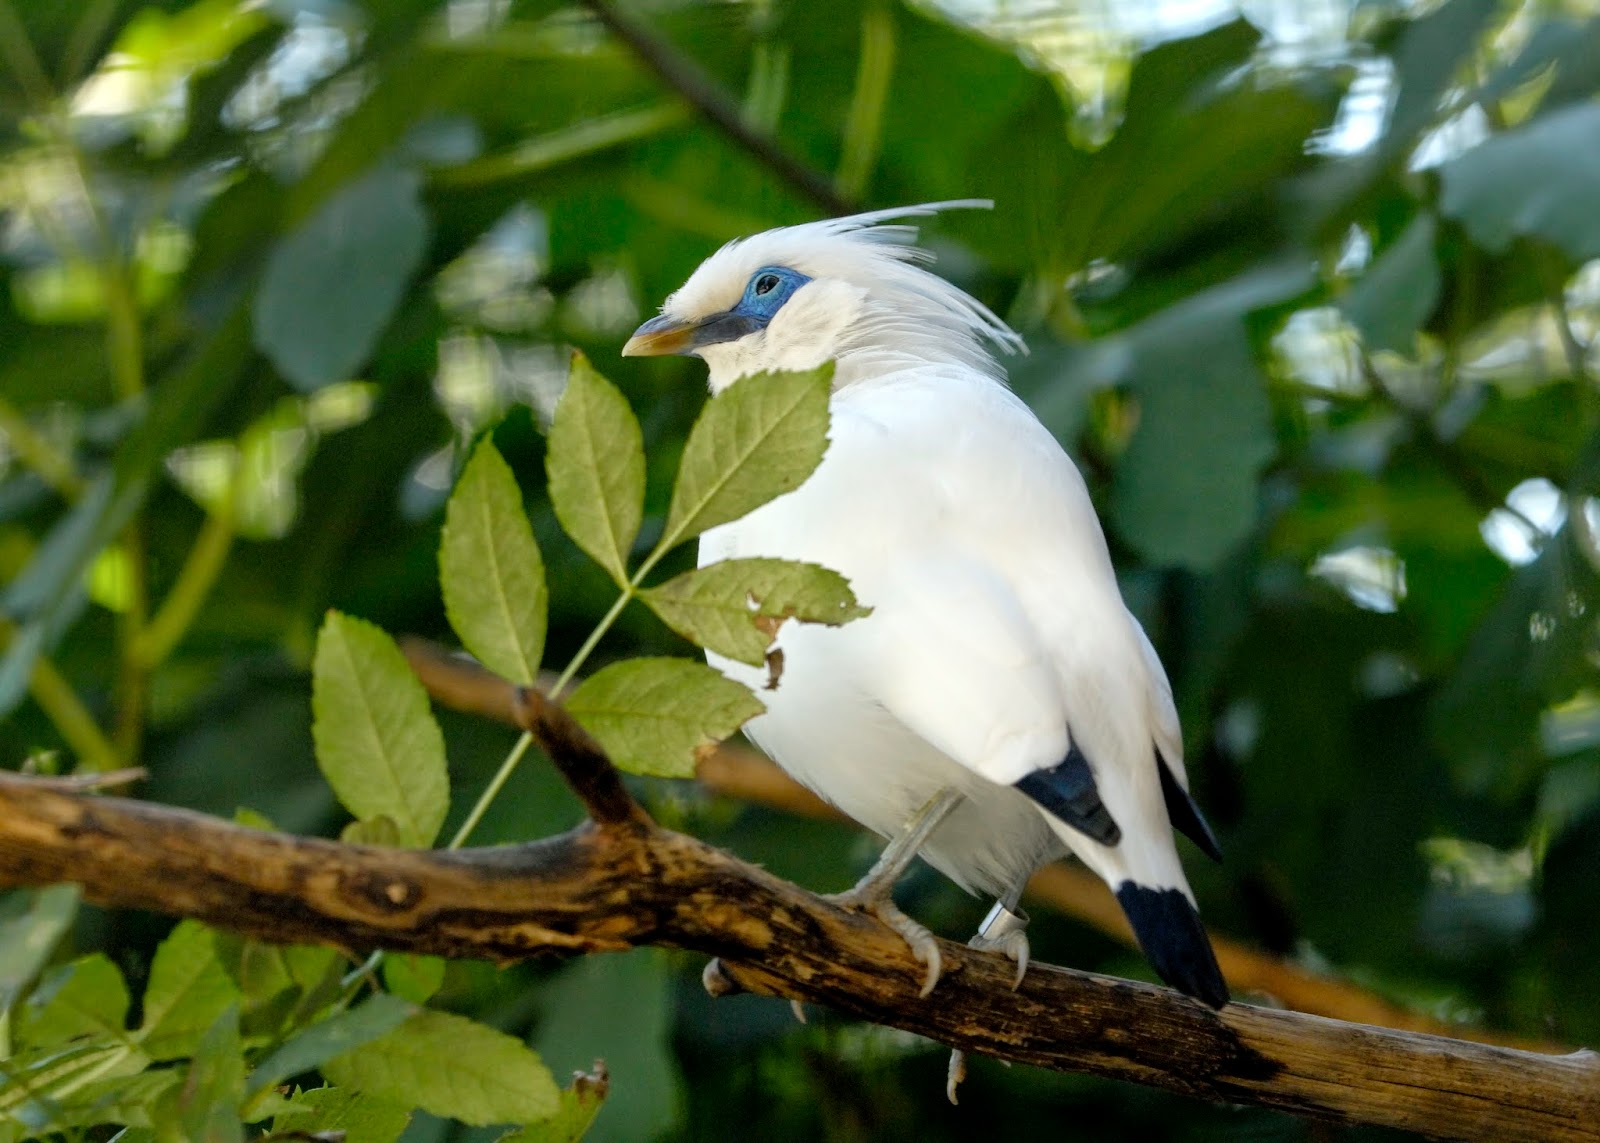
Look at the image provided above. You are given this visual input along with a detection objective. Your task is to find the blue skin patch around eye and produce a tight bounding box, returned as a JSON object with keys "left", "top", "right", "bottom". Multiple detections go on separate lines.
{"left": 731, "top": 265, "right": 812, "bottom": 323}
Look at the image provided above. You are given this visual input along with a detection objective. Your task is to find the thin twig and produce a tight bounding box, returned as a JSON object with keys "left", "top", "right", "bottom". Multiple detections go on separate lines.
{"left": 511, "top": 685, "right": 651, "bottom": 830}
{"left": 580, "top": 0, "right": 855, "bottom": 216}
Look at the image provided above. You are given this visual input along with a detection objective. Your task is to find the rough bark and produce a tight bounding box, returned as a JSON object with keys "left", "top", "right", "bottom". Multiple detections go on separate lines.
{"left": 0, "top": 770, "right": 1593, "bottom": 1141}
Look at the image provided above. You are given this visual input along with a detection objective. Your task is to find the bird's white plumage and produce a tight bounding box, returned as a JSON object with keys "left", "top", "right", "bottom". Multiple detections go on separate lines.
{"left": 645, "top": 203, "right": 1209, "bottom": 955}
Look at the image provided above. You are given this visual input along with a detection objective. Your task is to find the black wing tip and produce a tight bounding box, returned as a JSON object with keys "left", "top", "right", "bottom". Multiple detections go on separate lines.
{"left": 1114, "top": 883, "right": 1230, "bottom": 1009}
{"left": 1157, "top": 752, "right": 1223, "bottom": 863}
{"left": 1015, "top": 744, "right": 1121, "bottom": 846}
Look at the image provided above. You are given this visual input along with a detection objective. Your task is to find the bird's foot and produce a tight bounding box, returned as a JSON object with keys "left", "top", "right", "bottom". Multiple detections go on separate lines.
{"left": 946, "top": 1049, "right": 968, "bottom": 1105}
{"left": 701, "top": 958, "right": 743, "bottom": 998}
{"left": 969, "top": 901, "right": 1030, "bottom": 990}
{"left": 824, "top": 888, "right": 944, "bottom": 998}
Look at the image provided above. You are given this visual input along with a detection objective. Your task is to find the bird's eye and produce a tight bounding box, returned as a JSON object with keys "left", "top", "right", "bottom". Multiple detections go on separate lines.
{"left": 754, "top": 273, "right": 781, "bottom": 296}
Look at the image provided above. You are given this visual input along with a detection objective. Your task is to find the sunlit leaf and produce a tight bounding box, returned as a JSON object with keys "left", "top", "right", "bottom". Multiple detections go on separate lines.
{"left": 272, "top": 1085, "right": 412, "bottom": 1143}
{"left": 642, "top": 557, "right": 869, "bottom": 666}
{"left": 497, "top": 1069, "right": 609, "bottom": 1143}
{"left": 381, "top": 954, "right": 446, "bottom": 1004}
{"left": 1342, "top": 213, "right": 1440, "bottom": 353}
{"left": 565, "top": 658, "right": 764, "bottom": 778}
{"left": 18, "top": 954, "right": 130, "bottom": 1049}
{"left": 254, "top": 166, "right": 430, "bottom": 392}
{"left": 138, "top": 921, "right": 242, "bottom": 1060}
{"left": 660, "top": 365, "right": 834, "bottom": 551}
{"left": 547, "top": 351, "right": 646, "bottom": 585}
{"left": 440, "top": 439, "right": 548, "bottom": 685}
{"left": 312, "top": 610, "right": 450, "bottom": 847}
{"left": 323, "top": 1009, "right": 560, "bottom": 1126}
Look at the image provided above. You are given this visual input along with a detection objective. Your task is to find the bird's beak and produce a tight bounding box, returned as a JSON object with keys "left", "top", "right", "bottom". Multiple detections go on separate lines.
{"left": 623, "top": 312, "right": 766, "bottom": 357}
{"left": 622, "top": 314, "right": 697, "bottom": 357}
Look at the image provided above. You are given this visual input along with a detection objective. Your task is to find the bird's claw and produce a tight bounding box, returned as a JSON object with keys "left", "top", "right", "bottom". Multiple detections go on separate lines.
{"left": 946, "top": 1049, "right": 967, "bottom": 1105}
{"left": 824, "top": 889, "right": 944, "bottom": 997}
{"left": 701, "top": 958, "right": 743, "bottom": 998}
{"left": 969, "top": 925, "right": 1030, "bottom": 990}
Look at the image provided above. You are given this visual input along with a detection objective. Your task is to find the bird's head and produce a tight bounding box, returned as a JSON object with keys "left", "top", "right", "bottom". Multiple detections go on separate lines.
{"left": 623, "top": 201, "right": 1023, "bottom": 391}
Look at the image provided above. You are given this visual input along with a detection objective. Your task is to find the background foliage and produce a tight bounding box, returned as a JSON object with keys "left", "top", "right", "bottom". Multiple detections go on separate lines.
{"left": 3, "top": 0, "right": 1600, "bottom": 1138}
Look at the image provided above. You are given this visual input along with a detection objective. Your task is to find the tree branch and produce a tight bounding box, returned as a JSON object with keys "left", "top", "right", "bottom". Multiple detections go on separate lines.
{"left": 579, "top": 0, "right": 855, "bottom": 216}
{"left": 0, "top": 771, "right": 1592, "bottom": 1142}
{"left": 400, "top": 637, "right": 1568, "bottom": 1054}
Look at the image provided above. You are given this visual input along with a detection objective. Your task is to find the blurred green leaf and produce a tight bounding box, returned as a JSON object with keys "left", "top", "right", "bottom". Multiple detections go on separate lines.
{"left": 1108, "top": 264, "right": 1308, "bottom": 567}
{"left": 138, "top": 921, "right": 242, "bottom": 1061}
{"left": 660, "top": 365, "right": 834, "bottom": 551}
{"left": 17, "top": 954, "right": 130, "bottom": 1049}
{"left": 176, "top": 1006, "right": 245, "bottom": 1143}
{"left": 272, "top": 1084, "right": 412, "bottom": 1143}
{"left": 0, "top": 885, "right": 79, "bottom": 1009}
{"left": 441, "top": 439, "right": 548, "bottom": 685}
{"left": 547, "top": 351, "right": 646, "bottom": 586}
{"left": 311, "top": 610, "right": 450, "bottom": 847}
{"left": 1383, "top": 0, "right": 1499, "bottom": 152}
{"left": 381, "top": 954, "right": 446, "bottom": 1004}
{"left": 0, "top": 1039, "right": 148, "bottom": 1123}
{"left": 323, "top": 1008, "right": 560, "bottom": 1126}
{"left": 642, "top": 557, "right": 869, "bottom": 666}
{"left": 1439, "top": 102, "right": 1600, "bottom": 263}
{"left": 565, "top": 658, "right": 764, "bottom": 779}
{"left": 254, "top": 166, "right": 431, "bottom": 392}
{"left": 247, "top": 993, "right": 416, "bottom": 1098}
{"left": 497, "top": 1069, "right": 608, "bottom": 1143}
{"left": 1343, "top": 213, "right": 1440, "bottom": 353}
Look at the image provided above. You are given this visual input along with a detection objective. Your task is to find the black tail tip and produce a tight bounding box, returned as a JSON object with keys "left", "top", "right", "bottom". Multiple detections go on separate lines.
{"left": 1114, "top": 883, "right": 1230, "bottom": 1009}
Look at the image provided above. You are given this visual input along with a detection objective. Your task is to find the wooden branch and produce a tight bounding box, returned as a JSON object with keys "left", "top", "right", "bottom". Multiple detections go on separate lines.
{"left": 579, "top": 0, "right": 855, "bottom": 216}
{"left": 0, "top": 771, "right": 1593, "bottom": 1142}
{"left": 400, "top": 638, "right": 1567, "bottom": 1054}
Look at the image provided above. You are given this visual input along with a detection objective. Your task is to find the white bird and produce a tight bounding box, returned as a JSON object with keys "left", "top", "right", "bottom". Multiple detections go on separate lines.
{"left": 623, "top": 202, "right": 1228, "bottom": 1038}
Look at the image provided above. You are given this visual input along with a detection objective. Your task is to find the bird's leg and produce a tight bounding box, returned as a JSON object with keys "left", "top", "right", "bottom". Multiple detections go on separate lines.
{"left": 824, "top": 786, "right": 963, "bottom": 997}
{"left": 948, "top": 886, "right": 1031, "bottom": 1104}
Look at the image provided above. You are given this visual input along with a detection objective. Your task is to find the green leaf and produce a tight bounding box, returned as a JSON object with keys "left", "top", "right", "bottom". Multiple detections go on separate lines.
{"left": 660, "top": 365, "right": 834, "bottom": 551}
{"left": 440, "top": 439, "right": 549, "bottom": 685}
{"left": 47, "top": 1068, "right": 181, "bottom": 1131}
{"left": 497, "top": 1069, "right": 609, "bottom": 1143}
{"left": 565, "top": 658, "right": 764, "bottom": 778}
{"left": 641, "top": 557, "right": 869, "bottom": 666}
{"left": 1342, "top": 213, "right": 1440, "bottom": 354}
{"left": 381, "top": 954, "right": 446, "bottom": 1004}
{"left": 323, "top": 1008, "right": 560, "bottom": 1126}
{"left": 17, "top": 954, "right": 130, "bottom": 1049}
{"left": 1439, "top": 101, "right": 1600, "bottom": 263}
{"left": 254, "top": 165, "right": 431, "bottom": 392}
{"left": 547, "top": 351, "right": 646, "bottom": 586}
{"left": 0, "top": 885, "right": 79, "bottom": 1008}
{"left": 272, "top": 1085, "right": 412, "bottom": 1143}
{"left": 0, "top": 1040, "right": 148, "bottom": 1120}
{"left": 247, "top": 993, "right": 416, "bottom": 1098}
{"left": 177, "top": 1007, "right": 245, "bottom": 1143}
{"left": 138, "top": 922, "right": 242, "bottom": 1060}
{"left": 312, "top": 610, "right": 450, "bottom": 847}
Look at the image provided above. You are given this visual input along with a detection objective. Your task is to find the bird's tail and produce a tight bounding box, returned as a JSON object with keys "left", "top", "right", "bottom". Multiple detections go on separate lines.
{"left": 1113, "top": 882, "right": 1228, "bottom": 1009}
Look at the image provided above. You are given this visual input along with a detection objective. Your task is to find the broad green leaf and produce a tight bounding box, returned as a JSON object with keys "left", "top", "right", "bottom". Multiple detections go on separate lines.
{"left": 18, "top": 954, "right": 130, "bottom": 1048}
{"left": 1342, "top": 213, "right": 1440, "bottom": 354}
{"left": 547, "top": 351, "right": 646, "bottom": 585}
{"left": 1439, "top": 102, "right": 1600, "bottom": 263}
{"left": 497, "top": 1071, "right": 608, "bottom": 1143}
{"left": 254, "top": 165, "right": 430, "bottom": 392}
{"left": 342, "top": 815, "right": 404, "bottom": 847}
{"left": 0, "top": 885, "right": 78, "bottom": 1008}
{"left": 0, "top": 1040, "right": 147, "bottom": 1120}
{"left": 642, "top": 557, "right": 869, "bottom": 666}
{"left": 323, "top": 1008, "right": 560, "bottom": 1126}
{"left": 312, "top": 610, "right": 450, "bottom": 847}
{"left": 138, "top": 922, "right": 242, "bottom": 1060}
{"left": 660, "top": 365, "right": 834, "bottom": 550}
{"left": 272, "top": 1085, "right": 411, "bottom": 1143}
{"left": 440, "top": 439, "right": 548, "bottom": 685}
{"left": 176, "top": 1007, "right": 244, "bottom": 1143}
{"left": 47, "top": 1068, "right": 181, "bottom": 1131}
{"left": 247, "top": 994, "right": 415, "bottom": 1098}
{"left": 381, "top": 954, "right": 445, "bottom": 1004}
{"left": 565, "top": 658, "right": 764, "bottom": 778}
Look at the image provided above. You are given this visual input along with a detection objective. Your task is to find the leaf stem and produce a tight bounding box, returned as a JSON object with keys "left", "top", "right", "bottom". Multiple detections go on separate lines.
{"left": 445, "top": 730, "right": 536, "bottom": 850}
{"left": 134, "top": 503, "right": 237, "bottom": 670}
{"left": 0, "top": 397, "right": 86, "bottom": 501}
